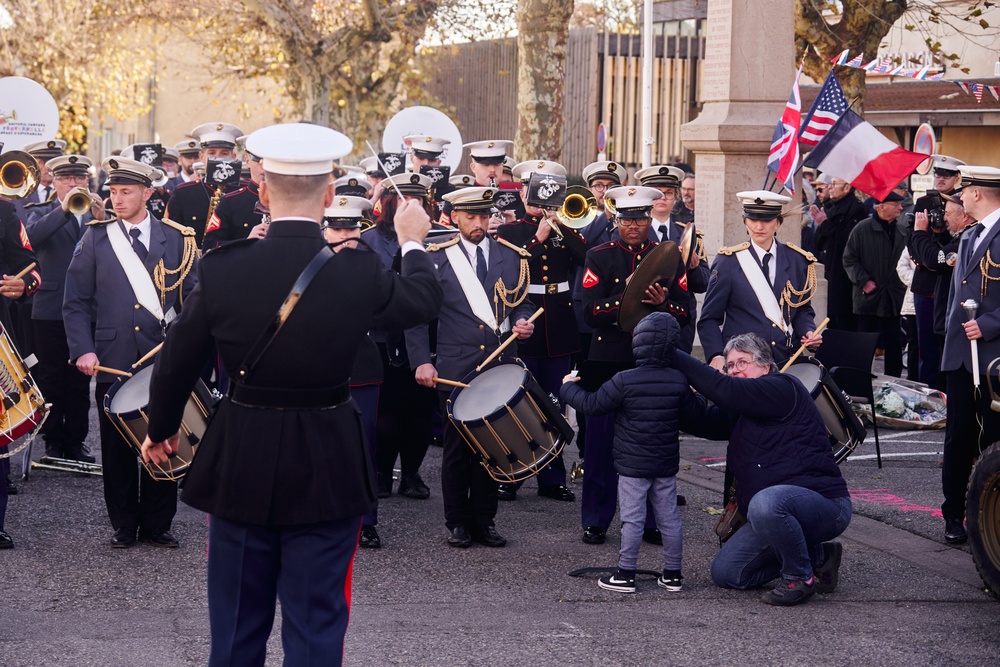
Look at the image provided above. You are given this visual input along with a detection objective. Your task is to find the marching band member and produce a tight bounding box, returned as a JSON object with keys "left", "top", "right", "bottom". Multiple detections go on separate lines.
{"left": 170, "top": 139, "right": 201, "bottom": 188}
{"left": 202, "top": 137, "right": 267, "bottom": 251}
{"left": 64, "top": 157, "right": 199, "bottom": 549}
{"left": 408, "top": 186, "right": 535, "bottom": 548}
{"left": 141, "top": 122, "right": 441, "bottom": 663}
{"left": 161, "top": 147, "right": 181, "bottom": 194}
{"left": 334, "top": 174, "right": 372, "bottom": 198}
{"left": 697, "top": 190, "right": 822, "bottom": 371}
{"left": 495, "top": 159, "right": 583, "bottom": 502}
{"left": 13, "top": 140, "right": 64, "bottom": 222}
{"left": 362, "top": 173, "right": 439, "bottom": 501}
{"left": 635, "top": 165, "right": 709, "bottom": 354}
{"left": 165, "top": 122, "right": 243, "bottom": 246}
{"left": 405, "top": 135, "right": 450, "bottom": 172}
{"left": 578, "top": 186, "right": 684, "bottom": 545}
{"left": 323, "top": 196, "right": 384, "bottom": 548}
{"left": 463, "top": 140, "right": 520, "bottom": 227}
{"left": 24, "top": 155, "right": 102, "bottom": 463}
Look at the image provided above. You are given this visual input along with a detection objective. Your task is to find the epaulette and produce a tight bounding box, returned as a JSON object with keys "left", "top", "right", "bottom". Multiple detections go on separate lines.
{"left": 222, "top": 187, "right": 247, "bottom": 199}
{"left": 497, "top": 236, "right": 531, "bottom": 258}
{"left": 785, "top": 242, "right": 816, "bottom": 263}
{"left": 717, "top": 241, "right": 750, "bottom": 256}
{"left": 23, "top": 200, "right": 50, "bottom": 209}
{"left": 160, "top": 217, "right": 197, "bottom": 237}
{"left": 85, "top": 217, "right": 114, "bottom": 226}
{"left": 426, "top": 236, "right": 461, "bottom": 252}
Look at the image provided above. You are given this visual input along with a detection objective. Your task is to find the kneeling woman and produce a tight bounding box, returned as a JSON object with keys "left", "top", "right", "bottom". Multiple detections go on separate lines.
{"left": 674, "top": 333, "right": 851, "bottom": 606}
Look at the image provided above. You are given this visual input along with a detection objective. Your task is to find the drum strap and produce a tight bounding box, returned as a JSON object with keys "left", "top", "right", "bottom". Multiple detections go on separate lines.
{"left": 106, "top": 220, "right": 167, "bottom": 324}
{"left": 236, "top": 246, "right": 336, "bottom": 382}
{"left": 444, "top": 243, "right": 509, "bottom": 334}
{"left": 735, "top": 248, "right": 787, "bottom": 334}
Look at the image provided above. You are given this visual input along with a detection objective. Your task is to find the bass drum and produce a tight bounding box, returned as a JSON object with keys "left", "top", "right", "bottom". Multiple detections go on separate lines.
{"left": 783, "top": 361, "right": 866, "bottom": 463}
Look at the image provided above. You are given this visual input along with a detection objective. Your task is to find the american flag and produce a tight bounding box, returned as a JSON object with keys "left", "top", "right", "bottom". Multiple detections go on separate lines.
{"left": 799, "top": 70, "right": 849, "bottom": 147}
{"left": 767, "top": 67, "right": 802, "bottom": 194}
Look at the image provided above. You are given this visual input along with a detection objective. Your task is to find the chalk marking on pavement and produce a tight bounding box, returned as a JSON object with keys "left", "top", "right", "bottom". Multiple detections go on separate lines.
{"left": 849, "top": 488, "right": 944, "bottom": 518}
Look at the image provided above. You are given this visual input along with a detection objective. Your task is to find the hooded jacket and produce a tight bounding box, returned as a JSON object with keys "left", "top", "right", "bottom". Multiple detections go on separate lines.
{"left": 560, "top": 312, "right": 699, "bottom": 478}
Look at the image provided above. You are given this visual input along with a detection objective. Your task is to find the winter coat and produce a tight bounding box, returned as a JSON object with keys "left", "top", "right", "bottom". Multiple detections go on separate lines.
{"left": 813, "top": 193, "right": 868, "bottom": 317}
{"left": 560, "top": 312, "right": 699, "bottom": 478}
{"left": 842, "top": 214, "right": 907, "bottom": 317}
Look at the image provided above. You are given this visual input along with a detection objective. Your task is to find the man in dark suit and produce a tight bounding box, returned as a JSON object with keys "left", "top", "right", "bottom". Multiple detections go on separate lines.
{"left": 408, "top": 185, "right": 536, "bottom": 549}
{"left": 141, "top": 123, "right": 441, "bottom": 665}
{"left": 25, "top": 155, "right": 102, "bottom": 462}
{"left": 697, "top": 191, "right": 822, "bottom": 370}
{"left": 938, "top": 165, "right": 1000, "bottom": 544}
{"left": 64, "top": 156, "right": 199, "bottom": 549}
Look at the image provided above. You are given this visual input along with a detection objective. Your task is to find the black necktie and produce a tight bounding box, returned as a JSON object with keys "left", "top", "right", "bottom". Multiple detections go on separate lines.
{"left": 761, "top": 252, "right": 772, "bottom": 287}
{"left": 476, "top": 246, "right": 487, "bottom": 286}
{"left": 659, "top": 224, "right": 668, "bottom": 242}
{"left": 130, "top": 227, "right": 147, "bottom": 261}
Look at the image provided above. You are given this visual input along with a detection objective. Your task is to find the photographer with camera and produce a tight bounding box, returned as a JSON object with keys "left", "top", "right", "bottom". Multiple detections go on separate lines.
{"left": 906, "top": 155, "right": 966, "bottom": 388}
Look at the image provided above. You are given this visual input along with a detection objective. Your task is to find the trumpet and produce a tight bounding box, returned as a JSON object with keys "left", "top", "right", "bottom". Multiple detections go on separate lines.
{"left": 556, "top": 186, "right": 598, "bottom": 229}
{"left": 0, "top": 151, "right": 40, "bottom": 200}
{"left": 66, "top": 187, "right": 94, "bottom": 216}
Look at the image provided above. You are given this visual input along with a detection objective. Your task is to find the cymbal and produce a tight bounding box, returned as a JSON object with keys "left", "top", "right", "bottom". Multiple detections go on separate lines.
{"left": 679, "top": 222, "right": 696, "bottom": 267}
{"left": 617, "top": 241, "right": 681, "bottom": 333}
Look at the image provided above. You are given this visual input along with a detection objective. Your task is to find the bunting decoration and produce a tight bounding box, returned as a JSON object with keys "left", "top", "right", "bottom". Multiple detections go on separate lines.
{"left": 828, "top": 49, "right": 996, "bottom": 100}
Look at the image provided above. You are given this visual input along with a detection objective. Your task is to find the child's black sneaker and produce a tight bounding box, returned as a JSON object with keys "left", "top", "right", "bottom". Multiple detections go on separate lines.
{"left": 598, "top": 569, "right": 636, "bottom": 593}
{"left": 761, "top": 576, "right": 816, "bottom": 606}
{"left": 657, "top": 569, "right": 683, "bottom": 592}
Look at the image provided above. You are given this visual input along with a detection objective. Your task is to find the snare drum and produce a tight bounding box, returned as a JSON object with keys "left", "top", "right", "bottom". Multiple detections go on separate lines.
{"left": 783, "top": 361, "right": 866, "bottom": 463}
{"left": 104, "top": 364, "right": 218, "bottom": 481}
{"left": 448, "top": 359, "right": 574, "bottom": 483}
{"left": 0, "top": 328, "right": 47, "bottom": 459}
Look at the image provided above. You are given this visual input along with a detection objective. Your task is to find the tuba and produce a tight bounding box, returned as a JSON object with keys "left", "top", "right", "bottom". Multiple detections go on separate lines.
{"left": 556, "top": 185, "right": 598, "bottom": 229}
{"left": 0, "top": 151, "right": 40, "bottom": 200}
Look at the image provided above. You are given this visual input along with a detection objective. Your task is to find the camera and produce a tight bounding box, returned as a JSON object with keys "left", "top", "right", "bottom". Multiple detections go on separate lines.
{"left": 915, "top": 190, "right": 947, "bottom": 231}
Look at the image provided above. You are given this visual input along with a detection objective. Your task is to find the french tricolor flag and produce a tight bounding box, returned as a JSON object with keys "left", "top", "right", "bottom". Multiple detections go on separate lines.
{"left": 802, "top": 110, "right": 929, "bottom": 201}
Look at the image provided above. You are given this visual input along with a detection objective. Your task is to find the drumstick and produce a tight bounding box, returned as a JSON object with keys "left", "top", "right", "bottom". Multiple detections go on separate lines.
{"left": 67, "top": 360, "right": 132, "bottom": 377}
{"left": 780, "top": 317, "right": 830, "bottom": 373}
{"left": 476, "top": 307, "right": 544, "bottom": 372}
{"left": 12, "top": 262, "right": 36, "bottom": 280}
{"left": 132, "top": 342, "right": 164, "bottom": 369}
{"left": 434, "top": 377, "right": 471, "bottom": 389}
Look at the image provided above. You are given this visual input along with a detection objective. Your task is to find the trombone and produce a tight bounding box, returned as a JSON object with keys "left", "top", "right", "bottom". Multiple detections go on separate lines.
{"left": 0, "top": 151, "right": 41, "bottom": 200}
{"left": 555, "top": 186, "right": 598, "bottom": 229}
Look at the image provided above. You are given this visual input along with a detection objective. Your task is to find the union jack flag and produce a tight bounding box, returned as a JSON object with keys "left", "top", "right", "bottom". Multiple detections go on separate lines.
{"left": 767, "top": 67, "right": 802, "bottom": 195}
{"left": 799, "top": 70, "right": 849, "bottom": 147}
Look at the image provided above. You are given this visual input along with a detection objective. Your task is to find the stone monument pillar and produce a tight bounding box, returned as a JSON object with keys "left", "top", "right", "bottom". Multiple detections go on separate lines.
{"left": 681, "top": 0, "right": 827, "bottom": 321}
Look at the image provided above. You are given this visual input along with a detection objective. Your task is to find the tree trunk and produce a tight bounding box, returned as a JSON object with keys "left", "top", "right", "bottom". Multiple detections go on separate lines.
{"left": 302, "top": 67, "right": 332, "bottom": 126}
{"left": 515, "top": 0, "right": 575, "bottom": 162}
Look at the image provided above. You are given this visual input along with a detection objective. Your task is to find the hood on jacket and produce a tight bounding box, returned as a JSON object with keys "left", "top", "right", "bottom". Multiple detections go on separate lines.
{"left": 632, "top": 311, "right": 679, "bottom": 368}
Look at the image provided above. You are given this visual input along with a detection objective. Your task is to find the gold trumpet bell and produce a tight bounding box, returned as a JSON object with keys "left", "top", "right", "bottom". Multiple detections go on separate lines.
{"left": 556, "top": 185, "right": 598, "bottom": 229}
{"left": 0, "top": 150, "right": 41, "bottom": 200}
{"left": 66, "top": 188, "right": 93, "bottom": 216}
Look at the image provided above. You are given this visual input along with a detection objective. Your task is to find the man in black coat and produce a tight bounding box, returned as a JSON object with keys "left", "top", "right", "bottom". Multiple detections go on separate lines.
{"left": 812, "top": 177, "right": 868, "bottom": 331}
{"left": 142, "top": 123, "right": 442, "bottom": 665}
{"left": 202, "top": 141, "right": 268, "bottom": 251}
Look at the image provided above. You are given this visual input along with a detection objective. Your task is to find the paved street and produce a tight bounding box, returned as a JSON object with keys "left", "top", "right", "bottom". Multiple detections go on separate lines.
{"left": 2, "top": 397, "right": 998, "bottom": 666}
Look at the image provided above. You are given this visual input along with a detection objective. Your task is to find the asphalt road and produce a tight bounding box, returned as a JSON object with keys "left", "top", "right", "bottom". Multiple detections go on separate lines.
{"left": 2, "top": 388, "right": 998, "bottom": 666}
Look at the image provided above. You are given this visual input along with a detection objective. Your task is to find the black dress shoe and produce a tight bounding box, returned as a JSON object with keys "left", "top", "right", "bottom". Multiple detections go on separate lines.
{"left": 945, "top": 518, "right": 968, "bottom": 544}
{"left": 0, "top": 529, "right": 13, "bottom": 549}
{"left": 643, "top": 528, "right": 663, "bottom": 545}
{"left": 142, "top": 529, "right": 179, "bottom": 548}
{"left": 497, "top": 483, "right": 517, "bottom": 501}
{"left": 398, "top": 474, "right": 430, "bottom": 500}
{"left": 111, "top": 527, "right": 137, "bottom": 549}
{"left": 447, "top": 526, "right": 472, "bottom": 548}
{"left": 377, "top": 474, "right": 392, "bottom": 499}
{"left": 359, "top": 525, "right": 382, "bottom": 549}
{"left": 582, "top": 526, "right": 607, "bottom": 544}
{"left": 471, "top": 526, "right": 507, "bottom": 547}
{"left": 677, "top": 494, "right": 686, "bottom": 506}
{"left": 538, "top": 484, "right": 575, "bottom": 501}
{"left": 64, "top": 444, "right": 97, "bottom": 464}
{"left": 5, "top": 476, "right": 17, "bottom": 495}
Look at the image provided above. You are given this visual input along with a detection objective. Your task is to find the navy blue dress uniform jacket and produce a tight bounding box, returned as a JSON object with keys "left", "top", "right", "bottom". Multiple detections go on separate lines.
{"left": 496, "top": 215, "right": 587, "bottom": 357}
{"left": 165, "top": 181, "right": 214, "bottom": 247}
{"left": 25, "top": 203, "right": 92, "bottom": 321}
{"left": 697, "top": 241, "right": 817, "bottom": 362}
{"left": 582, "top": 238, "right": 681, "bottom": 363}
{"left": 941, "top": 218, "right": 1000, "bottom": 373}
{"left": 63, "top": 216, "right": 198, "bottom": 383}
{"left": 202, "top": 180, "right": 264, "bottom": 251}
{"left": 573, "top": 212, "right": 618, "bottom": 333}
{"left": 145, "top": 219, "right": 442, "bottom": 526}
{"left": 406, "top": 235, "right": 534, "bottom": 386}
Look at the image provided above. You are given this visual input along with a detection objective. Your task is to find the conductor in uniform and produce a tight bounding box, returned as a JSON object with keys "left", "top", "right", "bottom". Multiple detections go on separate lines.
{"left": 165, "top": 122, "right": 243, "bottom": 247}
{"left": 697, "top": 191, "right": 822, "bottom": 371}
{"left": 938, "top": 165, "right": 1000, "bottom": 544}
{"left": 141, "top": 123, "right": 442, "bottom": 665}
{"left": 63, "top": 157, "right": 200, "bottom": 549}
{"left": 496, "top": 159, "right": 584, "bottom": 502}
{"left": 408, "top": 186, "right": 536, "bottom": 549}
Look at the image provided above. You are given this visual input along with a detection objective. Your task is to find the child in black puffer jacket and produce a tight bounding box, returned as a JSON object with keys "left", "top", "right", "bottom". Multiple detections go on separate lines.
{"left": 561, "top": 312, "right": 702, "bottom": 594}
